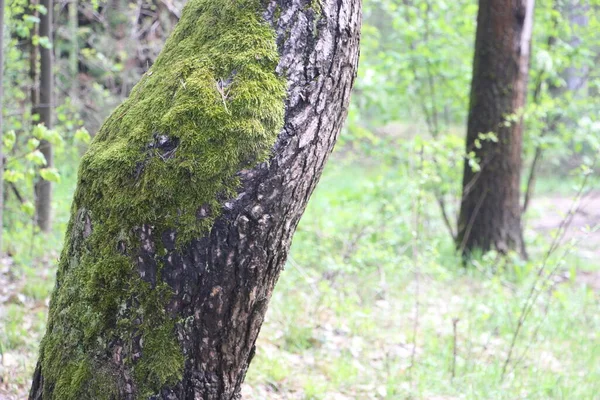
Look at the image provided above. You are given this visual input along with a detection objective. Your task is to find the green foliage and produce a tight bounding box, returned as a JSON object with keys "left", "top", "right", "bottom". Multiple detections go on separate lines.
{"left": 2, "top": 0, "right": 90, "bottom": 255}
{"left": 37, "top": 0, "right": 286, "bottom": 398}
{"left": 348, "top": 0, "right": 600, "bottom": 231}
{"left": 523, "top": 0, "right": 600, "bottom": 175}
{"left": 348, "top": 0, "right": 475, "bottom": 135}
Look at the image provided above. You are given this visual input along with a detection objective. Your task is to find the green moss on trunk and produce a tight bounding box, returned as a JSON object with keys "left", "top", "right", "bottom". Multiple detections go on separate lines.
{"left": 38, "top": 0, "right": 286, "bottom": 398}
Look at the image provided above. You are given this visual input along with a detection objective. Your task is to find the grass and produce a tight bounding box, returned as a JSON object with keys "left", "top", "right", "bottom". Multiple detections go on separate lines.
{"left": 245, "top": 257, "right": 599, "bottom": 398}
{"left": 1, "top": 144, "right": 599, "bottom": 399}
{"left": 243, "top": 150, "right": 600, "bottom": 399}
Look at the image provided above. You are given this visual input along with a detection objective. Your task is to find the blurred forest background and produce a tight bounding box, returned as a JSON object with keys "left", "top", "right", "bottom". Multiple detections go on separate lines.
{"left": 0, "top": 0, "right": 599, "bottom": 398}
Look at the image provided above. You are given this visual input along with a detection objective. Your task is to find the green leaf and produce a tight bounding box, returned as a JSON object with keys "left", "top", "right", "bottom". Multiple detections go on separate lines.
{"left": 4, "top": 170, "right": 25, "bottom": 183}
{"left": 32, "top": 124, "right": 49, "bottom": 139}
{"left": 27, "top": 138, "right": 41, "bottom": 151}
{"left": 38, "top": 36, "right": 52, "bottom": 49}
{"left": 23, "top": 15, "right": 41, "bottom": 24}
{"left": 3, "top": 130, "right": 16, "bottom": 151}
{"left": 40, "top": 168, "right": 61, "bottom": 183}
{"left": 26, "top": 150, "right": 47, "bottom": 166}
{"left": 45, "top": 129, "right": 65, "bottom": 147}
{"left": 74, "top": 127, "right": 92, "bottom": 144}
{"left": 21, "top": 201, "right": 36, "bottom": 217}
{"left": 15, "top": 25, "right": 30, "bottom": 38}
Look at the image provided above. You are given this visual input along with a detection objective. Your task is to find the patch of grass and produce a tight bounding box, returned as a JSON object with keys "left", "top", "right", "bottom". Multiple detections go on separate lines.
{"left": 302, "top": 376, "right": 328, "bottom": 400}
{"left": 1, "top": 304, "right": 27, "bottom": 351}
{"left": 22, "top": 278, "right": 53, "bottom": 302}
{"left": 255, "top": 355, "right": 292, "bottom": 388}
{"left": 283, "top": 325, "right": 316, "bottom": 352}
{"left": 323, "top": 352, "right": 359, "bottom": 387}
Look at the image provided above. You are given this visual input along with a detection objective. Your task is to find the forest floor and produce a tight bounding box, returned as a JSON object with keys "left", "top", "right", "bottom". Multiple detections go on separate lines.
{"left": 1, "top": 170, "right": 599, "bottom": 399}
{"left": 529, "top": 191, "right": 600, "bottom": 290}
{"left": 532, "top": 191, "right": 600, "bottom": 252}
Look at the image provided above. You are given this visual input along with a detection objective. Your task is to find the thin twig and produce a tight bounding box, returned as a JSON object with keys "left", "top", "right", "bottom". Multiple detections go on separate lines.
{"left": 9, "top": 182, "right": 25, "bottom": 204}
{"left": 522, "top": 23, "right": 561, "bottom": 215}
{"left": 451, "top": 318, "right": 459, "bottom": 381}
{"left": 436, "top": 193, "right": 456, "bottom": 241}
{"left": 509, "top": 244, "right": 576, "bottom": 375}
{"left": 408, "top": 145, "right": 424, "bottom": 387}
{"left": 522, "top": 141, "right": 543, "bottom": 213}
{"left": 500, "top": 161, "right": 594, "bottom": 381}
{"left": 458, "top": 191, "right": 487, "bottom": 256}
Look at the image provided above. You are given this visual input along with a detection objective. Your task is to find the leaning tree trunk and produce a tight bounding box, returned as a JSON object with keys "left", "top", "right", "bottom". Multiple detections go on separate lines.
{"left": 29, "top": 1, "right": 361, "bottom": 399}
{"left": 457, "top": 0, "right": 534, "bottom": 258}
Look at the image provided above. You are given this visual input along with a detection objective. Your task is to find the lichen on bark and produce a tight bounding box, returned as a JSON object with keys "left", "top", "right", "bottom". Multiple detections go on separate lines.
{"left": 36, "top": 0, "right": 286, "bottom": 398}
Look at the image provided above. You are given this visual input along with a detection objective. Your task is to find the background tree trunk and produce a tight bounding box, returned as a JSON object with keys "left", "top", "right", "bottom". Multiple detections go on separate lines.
{"left": 0, "top": 0, "right": 5, "bottom": 253}
{"left": 457, "top": 0, "right": 535, "bottom": 258}
{"left": 29, "top": 0, "right": 361, "bottom": 399}
{"left": 564, "top": 0, "right": 588, "bottom": 92}
{"left": 30, "top": 0, "right": 40, "bottom": 112}
{"left": 34, "top": 0, "right": 54, "bottom": 232}
{"left": 68, "top": 0, "right": 78, "bottom": 99}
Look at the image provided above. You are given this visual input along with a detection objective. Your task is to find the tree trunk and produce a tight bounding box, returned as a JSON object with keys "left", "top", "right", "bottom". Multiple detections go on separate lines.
{"left": 457, "top": 0, "right": 534, "bottom": 258}
{"left": 68, "top": 0, "right": 78, "bottom": 99}
{"left": 0, "top": 0, "right": 5, "bottom": 253}
{"left": 30, "top": 0, "right": 40, "bottom": 110}
{"left": 29, "top": 1, "right": 361, "bottom": 399}
{"left": 564, "top": 0, "right": 588, "bottom": 92}
{"left": 34, "top": 0, "right": 54, "bottom": 232}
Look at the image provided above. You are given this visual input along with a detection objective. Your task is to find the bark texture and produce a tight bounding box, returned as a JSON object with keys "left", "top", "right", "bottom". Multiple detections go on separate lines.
{"left": 29, "top": 0, "right": 361, "bottom": 399}
{"left": 35, "top": 0, "right": 54, "bottom": 232}
{"left": 457, "top": 0, "right": 534, "bottom": 258}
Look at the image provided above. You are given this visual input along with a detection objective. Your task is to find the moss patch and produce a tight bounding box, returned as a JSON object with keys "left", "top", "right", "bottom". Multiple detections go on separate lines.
{"left": 38, "top": 0, "right": 286, "bottom": 398}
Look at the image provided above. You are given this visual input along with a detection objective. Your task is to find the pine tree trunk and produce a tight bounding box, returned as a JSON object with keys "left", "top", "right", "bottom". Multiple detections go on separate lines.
{"left": 457, "top": 0, "right": 534, "bottom": 258}
{"left": 35, "top": 0, "right": 54, "bottom": 232}
{"left": 29, "top": 1, "right": 361, "bottom": 399}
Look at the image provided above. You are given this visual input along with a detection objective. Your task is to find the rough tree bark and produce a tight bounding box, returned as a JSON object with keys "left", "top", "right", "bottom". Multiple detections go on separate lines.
{"left": 29, "top": 0, "right": 361, "bottom": 399}
{"left": 457, "top": 0, "right": 534, "bottom": 258}
{"left": 34, "top": 0, "right": 54, "bottom": 232}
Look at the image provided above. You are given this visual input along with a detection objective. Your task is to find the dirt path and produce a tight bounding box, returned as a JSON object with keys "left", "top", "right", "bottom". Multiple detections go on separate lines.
{"left": 529, "top": 191, "right": 600, "bottom": 257}
{"left": 529, "top": 190, "right": 600, "bottom": 290}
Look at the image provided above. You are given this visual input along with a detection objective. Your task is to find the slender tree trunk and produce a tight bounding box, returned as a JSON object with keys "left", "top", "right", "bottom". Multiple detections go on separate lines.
{"left": 0, "top": 0, "right": 5, "bottom": 253}
{"left": 456, "top": 0, "right": 534, "bottom": 258}
{"left": 565, "top": 0, "right": 588, "bottom": 92}
{"left": 30, "top": 0, "right": 40, "bottom": 110}
{"left": 34, "top": 0, "right": 54, "bottom": 232}
{"left": 29, "top": 1, "right": 361, "bottom": 399}
{"left": 68, "top": 0, "right": 78, "bottom": 99}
